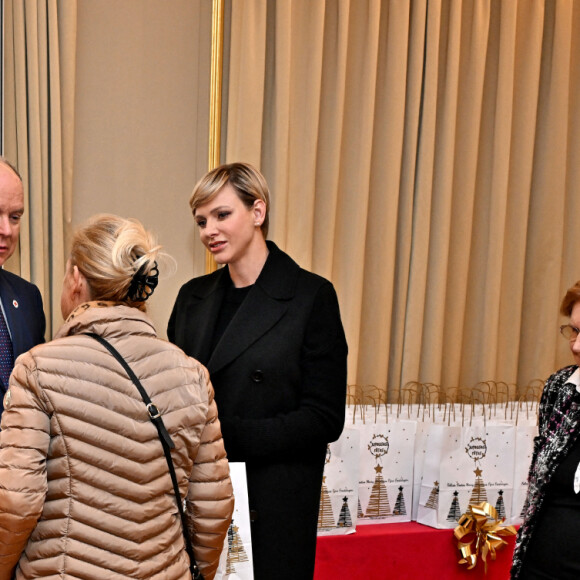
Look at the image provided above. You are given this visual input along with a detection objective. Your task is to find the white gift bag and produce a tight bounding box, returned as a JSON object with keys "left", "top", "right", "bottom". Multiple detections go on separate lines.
{"left": 356, "top": 420, "right": 417, "bottom": 525}
{"left": 317, "top": 428, "right": 360, "bottom": 535}
{"left": 509, "top": 423, "right": 538, "bottom": 525}
{"left": 411, "top": 419, "right": 431, "bottom": 521}
{"left": 215, "top": 463, "right": 254, "bottom": 580}
{"left": 416, "top": 423, "right": 446, "bottom": 528}
{"left": 417, "top": 423, "right": 516, "bottom": 529}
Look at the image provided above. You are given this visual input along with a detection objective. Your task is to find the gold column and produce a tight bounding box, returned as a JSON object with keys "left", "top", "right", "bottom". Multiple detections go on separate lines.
{"left": 206, "top": 0, "right": 225, "bottom": 273}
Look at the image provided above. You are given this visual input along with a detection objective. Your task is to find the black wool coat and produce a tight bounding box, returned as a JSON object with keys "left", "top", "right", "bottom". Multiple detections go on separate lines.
{"left": 168, "top": 241, "right": 348, "bottom": 579}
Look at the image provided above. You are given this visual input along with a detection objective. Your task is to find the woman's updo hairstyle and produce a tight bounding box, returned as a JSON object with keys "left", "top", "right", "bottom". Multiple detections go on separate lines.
{"left": 70, "top": 214, "right": 161, "bottom": 311}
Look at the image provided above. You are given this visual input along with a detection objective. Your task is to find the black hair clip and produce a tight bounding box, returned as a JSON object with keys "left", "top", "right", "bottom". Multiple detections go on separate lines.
{"left": 127, "top": 261, "right": 159, "bottom": 302}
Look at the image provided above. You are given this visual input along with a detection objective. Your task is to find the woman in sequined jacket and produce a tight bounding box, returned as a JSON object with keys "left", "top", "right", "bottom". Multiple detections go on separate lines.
{"left": 511, "top": 281, "right": 580, "bottom": 579}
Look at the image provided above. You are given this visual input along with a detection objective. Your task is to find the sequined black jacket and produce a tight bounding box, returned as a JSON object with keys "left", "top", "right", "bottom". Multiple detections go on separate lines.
{"left": 511, "top": 364, "right": 579, "bottom": 578}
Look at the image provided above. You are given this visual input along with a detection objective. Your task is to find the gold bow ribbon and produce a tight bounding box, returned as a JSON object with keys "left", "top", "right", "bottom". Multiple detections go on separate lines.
{"left": 453, "top": 502, "right": 517, "bottom": 573}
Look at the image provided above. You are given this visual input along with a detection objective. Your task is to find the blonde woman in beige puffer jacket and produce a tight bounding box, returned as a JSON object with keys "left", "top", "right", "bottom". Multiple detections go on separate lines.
{"left": 0, "top": 214, "right": 234, "bottom": 580}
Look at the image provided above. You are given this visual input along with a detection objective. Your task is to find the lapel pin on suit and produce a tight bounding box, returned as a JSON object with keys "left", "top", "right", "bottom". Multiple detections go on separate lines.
{"left": 12, "top": 300, "right": 18, "bottom": 308}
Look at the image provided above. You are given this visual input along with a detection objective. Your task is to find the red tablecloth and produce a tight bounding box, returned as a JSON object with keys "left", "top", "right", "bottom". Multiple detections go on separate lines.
{"left": 314, "top": 522, "right": 516, "bottom": 580}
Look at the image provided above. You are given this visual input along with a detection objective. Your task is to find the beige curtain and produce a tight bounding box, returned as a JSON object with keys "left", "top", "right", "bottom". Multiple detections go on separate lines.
{"left": 223, "top": 0, "right": 580, "bottom": 399}
{"left": 3, "top": 0, "right": 77, "bottom": 337}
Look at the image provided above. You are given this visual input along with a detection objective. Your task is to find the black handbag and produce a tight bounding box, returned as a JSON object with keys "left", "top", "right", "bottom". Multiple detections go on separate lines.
{"left": 85, "top": 332, "right": 204, "bottom": 580}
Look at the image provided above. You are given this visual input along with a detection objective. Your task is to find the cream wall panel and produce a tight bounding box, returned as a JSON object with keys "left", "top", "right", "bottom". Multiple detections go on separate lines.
{"left": 71, "top": 0, "right": 211, "bottom": 338}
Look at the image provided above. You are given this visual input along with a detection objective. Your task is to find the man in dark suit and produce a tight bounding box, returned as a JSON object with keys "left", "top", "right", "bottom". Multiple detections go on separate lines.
{"left": 0, "top": 159, "right": 46, "bottom": 417}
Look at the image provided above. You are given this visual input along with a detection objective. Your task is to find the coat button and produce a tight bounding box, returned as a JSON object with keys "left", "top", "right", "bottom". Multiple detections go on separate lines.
{"left": 251, "top": 370, "right": 264, "bottom": 383}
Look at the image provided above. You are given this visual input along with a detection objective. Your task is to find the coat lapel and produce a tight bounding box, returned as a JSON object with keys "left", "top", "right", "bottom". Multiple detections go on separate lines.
{"left": 207, "top": 241, "right": 299, "bottom": 375}
{"left": 207, "top": 285, "right": 287, "bottom": 374}
{"left": 186, "top": 270, "right": 228, "bottom": 365}
{"left": 0, "top": 271, "right": 20, "bottom": 356}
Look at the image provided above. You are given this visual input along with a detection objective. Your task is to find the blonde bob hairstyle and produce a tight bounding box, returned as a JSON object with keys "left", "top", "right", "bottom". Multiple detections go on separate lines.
{"left": 69, "top": 214, "right": 162, "bottom": 311}
{"left": 189, "top": 162, "right": 271, "bottom": 238}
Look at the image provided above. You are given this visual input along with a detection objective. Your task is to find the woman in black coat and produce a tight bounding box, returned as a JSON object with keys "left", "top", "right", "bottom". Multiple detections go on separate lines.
{"left": 168, "top": 162, "right": 347, "bottom": 579}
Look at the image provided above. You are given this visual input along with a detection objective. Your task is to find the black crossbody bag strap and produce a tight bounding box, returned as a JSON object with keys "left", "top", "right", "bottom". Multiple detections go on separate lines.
{"left": 85, "top": 332, "right": 203, "bottom": 580}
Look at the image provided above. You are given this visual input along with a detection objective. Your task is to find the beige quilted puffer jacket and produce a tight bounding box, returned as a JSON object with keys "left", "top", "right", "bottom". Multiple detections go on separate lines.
{"left": 0, "top": 302, "right": 234, "bottom": 580}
